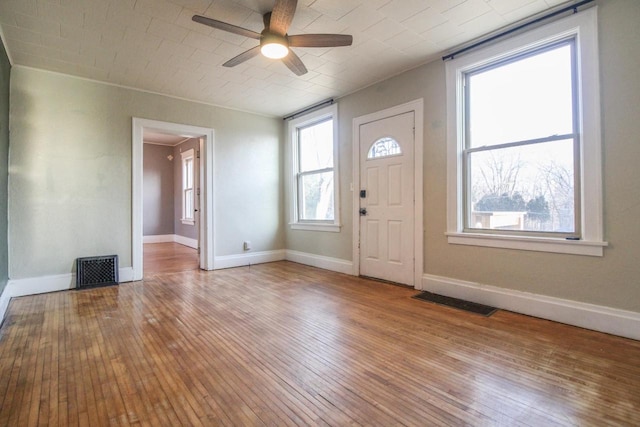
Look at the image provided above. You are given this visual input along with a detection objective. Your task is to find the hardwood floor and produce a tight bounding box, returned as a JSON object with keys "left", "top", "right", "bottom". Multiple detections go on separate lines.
{"left": 143, "top": 242, "right": 198, "bottom": 276}
{"left": 1, "top": 261, "right": 639, "bottom": 426}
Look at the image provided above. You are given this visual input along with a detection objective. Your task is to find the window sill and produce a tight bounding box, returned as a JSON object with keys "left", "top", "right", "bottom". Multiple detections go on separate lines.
{"left": 446, "top": 232, "right": 608, "bottom": 257}
{"left": 181, "top": 219, "right": 195, "bottom": 226}
{"left": 290, "top": 222, "right": 341, "bottom": 233}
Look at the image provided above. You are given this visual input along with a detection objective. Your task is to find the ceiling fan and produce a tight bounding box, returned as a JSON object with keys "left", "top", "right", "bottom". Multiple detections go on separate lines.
{"left": 192, "top": 0, "right": 353, "bottom": 76}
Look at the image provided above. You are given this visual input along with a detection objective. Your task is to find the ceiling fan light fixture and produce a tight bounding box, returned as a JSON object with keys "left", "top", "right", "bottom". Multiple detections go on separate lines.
{"left": 260, "top": 33, "right": 289, "bottom": 59}
{"left": 192, "top": 0, "right": 353, "bottom": 75}
{"left": 261, "top": 42, "right": 289, "bottom": 59}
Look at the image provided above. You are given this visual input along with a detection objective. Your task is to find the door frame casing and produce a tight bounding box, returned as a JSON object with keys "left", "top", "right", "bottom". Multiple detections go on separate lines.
{"left": 352, "top": 99, "right": 424, "bottom": 288}
{"left": 132, "top": 118, "right": 215, "bottom": 281}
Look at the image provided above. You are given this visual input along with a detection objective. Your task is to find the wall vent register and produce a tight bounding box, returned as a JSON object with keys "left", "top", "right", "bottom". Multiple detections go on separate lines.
{"left": 76, "top": 255, "right": 119, "bottom": 289}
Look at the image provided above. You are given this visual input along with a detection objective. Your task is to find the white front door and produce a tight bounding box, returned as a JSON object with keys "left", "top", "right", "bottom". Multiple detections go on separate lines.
{"left": 359, "top": 111, "right": 415, "bottom": 286}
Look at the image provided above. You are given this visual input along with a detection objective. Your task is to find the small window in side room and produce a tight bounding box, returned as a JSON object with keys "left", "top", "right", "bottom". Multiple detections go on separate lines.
{"left": 181, "top": 149, "right": 195, "bottom": 225}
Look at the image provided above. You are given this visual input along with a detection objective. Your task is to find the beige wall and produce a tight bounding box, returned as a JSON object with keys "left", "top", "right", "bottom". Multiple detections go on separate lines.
{"left": 6, "top": 0, "right": 639, "bottom": 314}
{"left": 286, "top": 0, "right": 640, "bottom": 313}
{"left": 9, "top": 67, "right": 284, "bottom": 279}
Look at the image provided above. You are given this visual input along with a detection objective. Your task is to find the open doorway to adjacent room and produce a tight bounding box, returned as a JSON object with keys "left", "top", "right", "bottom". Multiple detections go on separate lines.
{"left": 142, "top": 131, "right": 200, "bottom": 276}
{"left": 132, "top": 118, "right": 215, "bottom": 281}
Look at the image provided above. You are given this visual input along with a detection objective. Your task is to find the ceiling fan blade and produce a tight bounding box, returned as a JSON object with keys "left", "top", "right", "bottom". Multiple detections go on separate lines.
{"left": 192, "top": 15, "right": 261, "bottom": 40}
{"left": 281, "top": 50, "right": 307, "bottom": 76}
{"left": 288, "top": 34, "right": 353, "bottom": 48}
{"left": 223, "top": 46, "right": 261, "bottom": 67}
{"left": 269, "top": 0, "right": 297, "bottom": 35}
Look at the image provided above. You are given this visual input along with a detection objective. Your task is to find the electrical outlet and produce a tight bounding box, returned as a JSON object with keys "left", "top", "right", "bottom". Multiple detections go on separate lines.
{"left": 243, "top": 241, "right": 251, "bottom": 251}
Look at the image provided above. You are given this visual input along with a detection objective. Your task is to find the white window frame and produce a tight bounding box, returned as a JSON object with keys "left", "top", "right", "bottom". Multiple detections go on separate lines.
{"left": 181, "top": 148, "right": 195, "bottom": 226}
{"left": 287, "top": 103, "right": 341, "bottom": 232}
{"left": 445, "top": 7, "right": 607, "bottom": 256}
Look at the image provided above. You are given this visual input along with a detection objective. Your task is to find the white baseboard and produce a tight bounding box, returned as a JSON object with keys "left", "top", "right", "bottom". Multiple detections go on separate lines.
{"left": 422, "top": 273, "right": 640, "bottom": 341}
{"left": 174, "top": 235, "right": 198, "bottom": 249}
{"left": 144, "top": 234, "right": 198, "bottom": 249}
{"left": 8, "top": 273, "right": 76, "bottom": 297}
{"left": 0, "top": 284, "right": 11, "bottom": 325}
{"left": 285, "top": 250, "right": 353, "bottom": 275}
{"left": 214, "top": 250, "right": 286, "bottom": 270}
{"left": 118, "top": 267, "right": 135, "bottom": 283}
{"left": 143, "top": 234, "right": 174, "bottom": 243}
{"left": 0, "top": 267, "right": 135, "bottom": 322}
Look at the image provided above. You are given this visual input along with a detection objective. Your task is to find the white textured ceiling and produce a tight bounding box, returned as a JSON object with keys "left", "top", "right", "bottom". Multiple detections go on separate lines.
{"left": 0, "top": 0, "right": 569, "bottom": 117}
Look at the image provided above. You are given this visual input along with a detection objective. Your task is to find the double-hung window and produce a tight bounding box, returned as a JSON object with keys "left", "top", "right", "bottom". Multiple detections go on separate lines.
{"left": 288, "top": 103, "right": 341, "bottom": 232}
{"left": 181, "top": 149, "right": 195, "bottom": 225}
{"left": 466, "top": 40, "right": 577, "bottom": 235}
{"left": 446, "top": 7, "right": 606, "bottom": 256}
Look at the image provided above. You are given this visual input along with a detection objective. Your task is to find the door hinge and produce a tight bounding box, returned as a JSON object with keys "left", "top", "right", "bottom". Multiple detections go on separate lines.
{"left": 197, "top": 247, "right": 201, "bottom": 255}
{"left": 197, "top": 188, "right": 201, "bottom": 196}
{"left": 197, "top": 150, "right": 200, "bottom": 159}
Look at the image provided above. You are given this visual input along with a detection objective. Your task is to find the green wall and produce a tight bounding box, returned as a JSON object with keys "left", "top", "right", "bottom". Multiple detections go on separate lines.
{"left": 0, "top": 41, "right": 9, "bottom": 295}
{"left": 286, "top": 0, "right": 640, "bottom": 313}
{"left": 9, "top": 67, "right": 284, "bottom": 279}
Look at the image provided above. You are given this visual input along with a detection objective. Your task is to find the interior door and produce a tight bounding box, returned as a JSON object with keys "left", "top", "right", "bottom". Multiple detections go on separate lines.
{"left": 195, "top": 138, "right": 201, "bottom": 268}
{"left": 359, "top": 111, "right": 415, "bottom": 286}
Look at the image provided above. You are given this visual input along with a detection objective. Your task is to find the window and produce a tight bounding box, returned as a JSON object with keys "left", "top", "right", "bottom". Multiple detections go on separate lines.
{"left": 466, "top": 41, "right": 577, "bottom": 235}
{"left": 367, "top": 137, "right": 402, "bottom": 159}
{"left": 181, "top": 149, "right": 195, "bottom": 225}
{"left": 287, "top": 104, "right": 341, "bottom": 232}
{"left": 446, "top": 7, "right": 606, "bottom": 256}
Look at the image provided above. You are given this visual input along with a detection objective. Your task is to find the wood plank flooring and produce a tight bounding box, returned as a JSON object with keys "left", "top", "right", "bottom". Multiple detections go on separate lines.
{"left": 1, "top": 261, "right": 639, "bottom": 426}
{"left": 143, "top": 243, "right": 198, "bottom": 276}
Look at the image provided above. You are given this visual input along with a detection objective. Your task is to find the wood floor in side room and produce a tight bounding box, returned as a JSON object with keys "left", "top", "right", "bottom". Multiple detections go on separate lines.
{"left": 143, "top": 242, "right": 198, "bottom": 276}
{"left": 0, "top": 261, "right": 639, "bottom": 426}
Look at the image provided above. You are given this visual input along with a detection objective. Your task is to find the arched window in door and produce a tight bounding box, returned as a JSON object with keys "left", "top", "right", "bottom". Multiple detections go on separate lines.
{"left": 367, "top": 137, "right": 402, "bottom": 159}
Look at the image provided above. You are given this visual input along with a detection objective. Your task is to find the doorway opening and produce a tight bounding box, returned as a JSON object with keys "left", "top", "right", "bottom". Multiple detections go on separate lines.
{"left": 132, "top": 118, "right": 215, "bottom": 281}
{"left": 142, "top": 132, "right": 200, "bottom": 276}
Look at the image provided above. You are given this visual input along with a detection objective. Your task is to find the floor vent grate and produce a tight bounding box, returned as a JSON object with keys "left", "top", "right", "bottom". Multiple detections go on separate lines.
{"left": 76, "top": 255, "right": 119, "bottom": 290}
{"left": 413, "top": 291, "right": 497, "bottom": 316}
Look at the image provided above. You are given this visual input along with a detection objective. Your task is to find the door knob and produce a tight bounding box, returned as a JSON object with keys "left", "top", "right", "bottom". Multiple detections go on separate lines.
{"left": 359, "top": 208, "right": 367, "bottom": 216}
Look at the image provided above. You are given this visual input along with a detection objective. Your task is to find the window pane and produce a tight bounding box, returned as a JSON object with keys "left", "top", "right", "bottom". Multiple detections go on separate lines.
{"left": 300, "top": 171, "right": 334, "bottom": 220}
{"left": 184, "top": 158, "right": 193, "bottom": 189}
{"left": 184, "top": 188, "right": 193, "bottom": 219}
{"left": 367, "top": 137, "right": 402, "bottom": 159}
{"left": 299, "top": 119, "right": 333, "bottom": 172}
{"left": 468, "top": 139, "right": 575, "bottom": 233}
{"left": 467, "top": 43, "right": 574, "bottom": 148}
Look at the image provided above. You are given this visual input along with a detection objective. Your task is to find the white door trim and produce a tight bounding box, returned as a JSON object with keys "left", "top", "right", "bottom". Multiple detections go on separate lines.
{"left": 132, "top": 118, "right": 215, "bottom": 281}
{"left": 352, "top": 99, "right": 424, "bottom": 288}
